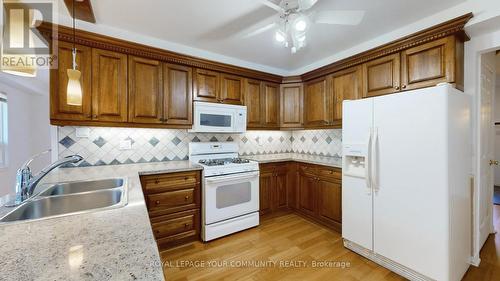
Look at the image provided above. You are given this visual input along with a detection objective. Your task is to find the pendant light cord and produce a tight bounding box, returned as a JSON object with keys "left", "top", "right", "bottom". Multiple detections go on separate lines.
{"left": 71, "top": 0, "right": 76, "bottom": 70}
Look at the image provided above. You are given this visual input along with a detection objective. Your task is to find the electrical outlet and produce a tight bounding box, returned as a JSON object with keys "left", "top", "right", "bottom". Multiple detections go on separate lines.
{"left": 119, "top": 139, "right": 132, "bottom": 150}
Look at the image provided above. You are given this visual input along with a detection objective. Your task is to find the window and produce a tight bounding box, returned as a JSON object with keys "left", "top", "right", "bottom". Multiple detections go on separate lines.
{"left": 0, "top": 93, "right": 7, "bottom": 168}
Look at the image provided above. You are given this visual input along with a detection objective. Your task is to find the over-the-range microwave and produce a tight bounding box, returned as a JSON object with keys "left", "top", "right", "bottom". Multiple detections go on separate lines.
{"left": 190, "top": 102, "right": 247, "bottom": 133}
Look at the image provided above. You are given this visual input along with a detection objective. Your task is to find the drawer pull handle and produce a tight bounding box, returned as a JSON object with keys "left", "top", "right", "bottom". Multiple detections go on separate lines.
{"left": 155, "top": 200, "right": 160, "bottom": 205}
{"left": 184, "top": 223, "right": 189, "bottom": 227}
{"left": 154, "top": 179, "right": 159, "bottom": 184}
{"left": 184, "top": 196, "right": 189, "bottom": 200}
{"left": 156, "top": 230, "right": 160, "bottom": 234}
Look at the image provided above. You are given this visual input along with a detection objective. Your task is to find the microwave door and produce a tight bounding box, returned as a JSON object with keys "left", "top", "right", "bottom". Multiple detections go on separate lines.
{"left": 195, "top": 109, "right": 235, "bottom": 133}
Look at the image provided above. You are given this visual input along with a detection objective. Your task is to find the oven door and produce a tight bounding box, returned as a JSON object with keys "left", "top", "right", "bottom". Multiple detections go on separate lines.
{"left": 204, "top": 171, "right": 259, "bottom": 225}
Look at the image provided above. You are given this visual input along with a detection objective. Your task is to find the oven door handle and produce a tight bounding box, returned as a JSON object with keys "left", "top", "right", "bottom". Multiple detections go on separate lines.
{"left": 206, "top": 171, "right": 259, "bottom": 184}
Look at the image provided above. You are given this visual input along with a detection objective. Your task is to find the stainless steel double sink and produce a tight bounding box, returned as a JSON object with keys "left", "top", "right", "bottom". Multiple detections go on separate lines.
{"left": 0, "top": 178, "right": 127, "bottom": 223}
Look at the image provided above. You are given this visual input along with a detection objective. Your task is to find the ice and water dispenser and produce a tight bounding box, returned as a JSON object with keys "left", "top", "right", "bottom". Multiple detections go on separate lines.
{"left": 343, "top": 143, "right": 367, "bottom": 178}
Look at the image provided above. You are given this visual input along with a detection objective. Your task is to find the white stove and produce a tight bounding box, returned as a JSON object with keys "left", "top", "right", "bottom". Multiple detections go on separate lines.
{"left": 189, "top": 142, "right": 260, "bottom": 241}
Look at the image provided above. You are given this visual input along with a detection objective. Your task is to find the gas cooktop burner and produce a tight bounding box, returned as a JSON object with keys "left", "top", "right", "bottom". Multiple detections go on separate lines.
{"left": 198, "top": 158, "right": 250, "bottom": 166}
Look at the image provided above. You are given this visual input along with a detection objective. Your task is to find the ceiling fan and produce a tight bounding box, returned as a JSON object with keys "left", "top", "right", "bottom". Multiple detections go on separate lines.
{"left": 242, "top": 0, "right": 365, "bottom": 53}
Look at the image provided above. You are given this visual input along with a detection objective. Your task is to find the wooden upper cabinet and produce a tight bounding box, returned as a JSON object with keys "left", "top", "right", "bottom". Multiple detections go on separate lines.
{"left": 401, "top": 36, "right": 457, "bottom": 91}
{"left": 243, "top": 79, "right": 263, "bottom": 128}
{"left": 220, "top": 74, "right": 243, "bottom": 105}
{"left": 280, "top": 83, "right": 303, "bottom": 128}
{"left": 128, "top": 56, "right": 163, "bottom": 124}
{"left": 262, "top": 82, "right": 280, "bottom": 128}
{"left": 91, "top": 49, "right": 128, "bottom": 122}
{"left": 194, "top": 68, "right": 219, "bottom": 103}
{"left": 331, "top": 66, "right": 362, "bottom": 121}
{"left": 304, "top": 76, "right": 332, "bottom": 127}
{"left": 50, "top": 41, "right": 92, "bottom": 121}
{"left": 163, "top": 64, "right": 193, "bottom": 125}
{"left": 363, "top": 53, "right": 400, "bottom": 98}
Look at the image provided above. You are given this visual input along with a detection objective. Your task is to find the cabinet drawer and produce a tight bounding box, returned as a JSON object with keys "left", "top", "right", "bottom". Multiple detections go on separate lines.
{"left": 147, "top": 188, "right": 195, "bottom": 210}
{"left": 151, "top": 210, "right": 197, "bottom": 239}
{"left": 317, "top": 167, "right": 341, "bottom": 180}
{"left": 141, "top": 171, "right": 199, "bottom": 194}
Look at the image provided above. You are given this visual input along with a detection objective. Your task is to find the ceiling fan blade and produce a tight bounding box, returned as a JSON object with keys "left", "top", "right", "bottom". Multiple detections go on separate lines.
{"left": 234, "top": 15, "right": 278, "bottom": 39}
{"left": 258, "top": 0, "right": 283, "bottom": 12}
{"left": 298, "top": 0, "right": 319, "bottom": 11}
{"left": 313, "top": 10, "right": 365, "bottom": 25}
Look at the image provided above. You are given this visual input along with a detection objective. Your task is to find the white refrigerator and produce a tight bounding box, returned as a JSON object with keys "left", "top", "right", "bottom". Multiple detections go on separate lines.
{"left": 342, "top": 84, "right": 472, "bottom": 281}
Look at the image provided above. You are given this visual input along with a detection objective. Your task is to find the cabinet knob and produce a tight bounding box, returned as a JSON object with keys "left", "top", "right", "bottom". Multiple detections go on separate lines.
{"left": 402, "top": 85, "right": 407, "bottom": 89}
{"left": 395, "top": 86, "right": 400, "bottom": 90}
{"left": 184, "top": 177, "right": 188, "bottom": 180}
{"left": 155, "top": 200, "right": 160, "bottom": 205}
{"left": 184, "top": 195, "right": 189, "bottom": 200}
{"left": 155, "top": 179, "right": 159, "bottom": 184}
{"left": 85, "top": 114, "right": 92, "bottom": 118}
{"left": 92, "top": 114, "right": 97, "bottom": 119}
{"left": 155, "top": 230, "right": 160, "bottom": 234}
{"left": 184, "top": 223, "right": 190, "bottom": 227}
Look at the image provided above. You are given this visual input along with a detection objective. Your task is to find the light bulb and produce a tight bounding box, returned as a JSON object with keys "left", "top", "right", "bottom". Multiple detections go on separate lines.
{"left": 295, "top": 19, "right": 307, "bottom": 31}
{"left": 291, "top": 47, "right": 297, "bottom": 53}
{"left": 67, "top": 69, "right": 82, "bottom": 106}
{"left": 275, "top": 31, "right": 285, "bottom": 42}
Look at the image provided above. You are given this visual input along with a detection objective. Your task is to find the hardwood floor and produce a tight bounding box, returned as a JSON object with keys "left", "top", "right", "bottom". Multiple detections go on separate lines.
{"left": 160, "top": 213, "right": 403, "bottom": 281}
{"left": 160, "top": 206, "right": 500, "bottom": 281}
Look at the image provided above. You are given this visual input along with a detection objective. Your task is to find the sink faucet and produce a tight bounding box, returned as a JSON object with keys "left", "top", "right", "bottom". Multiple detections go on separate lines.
{"left": 10, "top": 150, "right": 83, "bottom": 206}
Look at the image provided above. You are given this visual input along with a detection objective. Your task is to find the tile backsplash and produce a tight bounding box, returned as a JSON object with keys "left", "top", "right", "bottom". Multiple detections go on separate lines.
{"left": 57, "top": 126, "right": 342, "bottom": 167}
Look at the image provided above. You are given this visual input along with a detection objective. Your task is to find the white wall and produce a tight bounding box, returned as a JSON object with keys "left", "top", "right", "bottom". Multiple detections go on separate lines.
{"left": 0, "top": 71, "right": 51, "bottom": 198}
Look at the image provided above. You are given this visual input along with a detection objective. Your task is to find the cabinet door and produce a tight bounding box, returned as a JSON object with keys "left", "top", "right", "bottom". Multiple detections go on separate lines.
{"left": 220, "top": 73, "right": 243, "bottom": 105}
{"left": 128, "top": 56, "right": 163, "bottom": 124}
{"left": 163, "top": 64, "right": 193, "bottom": 125}
{"left": 243, "top": 79, "right": 263, "bottom": 128}
{"left": 50, "top": 41, "right": 92, "bottom": 121}
{"left": 298, "top": 172, "right": 317, "bottom": 217}
{"left": 194, "top": 68, "right": 219, "bottom": 103}
{"left": 91, "top": 49, "right": 128, "bottom": 122}
{"left": 363, "top": 53, "right": 400, "bottom": 98}
{"left": 401, "top": 36, "right": 455, "bottom": 91}
{"left": 331, "top": 66, "right": 362, "bottom": 121}
{"left": 280, "top": 83, "right": 303, "bottom": 128}
{"left": 275, "top": 166, "right": 288, "bottom": 209}
{"left": 259, "top": 170, "right": 274, "bottom": 215}
{"left": 317, "top": 178, "right": 342, "bottom": 225}
{"left": 262, "top": 82, "right": 280, "bottom": 128}
{"left": 304, "top": 76, "right": 332, "bottom": 127}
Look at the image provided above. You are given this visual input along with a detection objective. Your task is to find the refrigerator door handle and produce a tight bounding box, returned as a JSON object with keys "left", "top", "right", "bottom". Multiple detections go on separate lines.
{"left": 372, "top": 127, "right": 379, "bottom": 192}
{"left": 365, "top": 128, "right": 373, "bottom": 194}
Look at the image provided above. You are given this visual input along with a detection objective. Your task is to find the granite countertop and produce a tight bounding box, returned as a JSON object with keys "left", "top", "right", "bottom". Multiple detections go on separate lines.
{"left": 0, "top": 161, "right": 202, "bottom": 281}
{"left": 243, "top": 153, "right": 342, "bottom": 168}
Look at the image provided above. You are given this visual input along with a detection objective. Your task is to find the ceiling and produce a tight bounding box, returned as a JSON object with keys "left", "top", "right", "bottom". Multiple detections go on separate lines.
{"left": 58, "top": 0, "right": 467, "bottom": 74}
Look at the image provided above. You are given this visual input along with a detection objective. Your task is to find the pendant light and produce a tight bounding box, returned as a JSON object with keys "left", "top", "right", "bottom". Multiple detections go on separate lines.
{"left": 66, "top": 0, "right": 82, "bottom": 106}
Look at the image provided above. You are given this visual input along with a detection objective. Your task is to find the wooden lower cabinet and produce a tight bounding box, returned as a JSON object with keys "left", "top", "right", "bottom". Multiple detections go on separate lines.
{"left": 295, "top": 163, "right": 342, "bottom": 231}
{"left": 259, "top": 163, "right": 289, "bottom": 215}
{"left": 140, "top": 170, "right": 201, "bottom": 250}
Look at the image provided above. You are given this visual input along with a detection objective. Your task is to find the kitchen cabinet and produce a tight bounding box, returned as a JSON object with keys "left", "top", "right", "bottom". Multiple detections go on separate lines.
{"left": 259, "top": 163, "right": 289, "bottom": 215}
{"left": 363, "top": 53, "right": 400, "bottom": 98}
{"left": 280, "top": 83, "right": 303, "bottom": 128}
{"left": 140, "top": 171, "right": 201, "bottom": 250}
{"left": 262, "top": 82, "right": 280, "bottom": 128}
{"left": 50, "top": 41, "right": 92, "bottom": 121}
{"left": 91, "top": 48, "right": 128, "bottom": 122}
{"left": 304, "top": 76, "right": 333, "bottom": 128}
{"left": 128, "top": 56, "right": 163, "bottom": 124}
{"left": 220, "top": 73, "right": 244, "bottom": 105}
{"left": 193, "top": 68, "right": 220, "bottom": 103}
{"left": 296, "top": 163, "right": 342, "bottom": 231}
{"left": 401, "top": 36, "right": 460, "bottom": 91}
{"left": 194, "top": 69, "right": 244, "bottom": 105}
{"left": 163, "top": 64, "right": 193, "bottom": 125}
{"left": 243, "top": 78, "right": 263, "bottom": 128}
{"left": 331, "top": 66, "right": 362, "bottom": 122}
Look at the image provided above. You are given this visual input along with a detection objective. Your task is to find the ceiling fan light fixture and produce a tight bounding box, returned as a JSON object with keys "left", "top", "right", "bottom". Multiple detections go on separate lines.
{"left": 294, "top": 18, "right": 307, "bottom": 31}
{"left": 275, "top": 30, "right": 286, "bottom": 42}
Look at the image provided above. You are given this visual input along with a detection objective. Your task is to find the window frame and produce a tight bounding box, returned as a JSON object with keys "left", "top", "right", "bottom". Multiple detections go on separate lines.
{"left": 0, "top": 93, "right": 7, "bottom": 168}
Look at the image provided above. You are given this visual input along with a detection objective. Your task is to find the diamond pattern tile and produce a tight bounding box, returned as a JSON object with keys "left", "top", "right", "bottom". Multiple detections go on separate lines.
{"left": 57, "top": 127, "right": 342, "bottom": 167}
